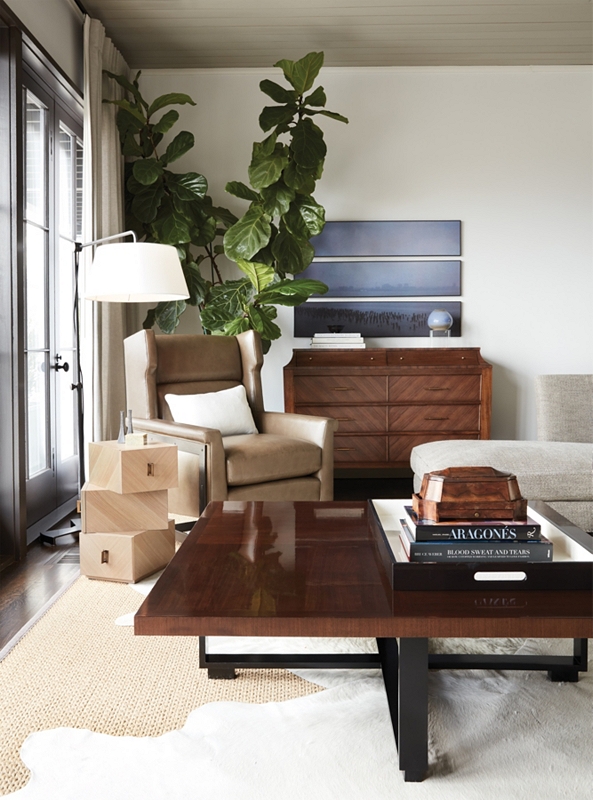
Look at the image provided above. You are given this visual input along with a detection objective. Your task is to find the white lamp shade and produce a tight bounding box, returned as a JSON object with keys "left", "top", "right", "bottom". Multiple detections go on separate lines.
{"left": 85, "top": 242, "right": 189, "bottom": 302}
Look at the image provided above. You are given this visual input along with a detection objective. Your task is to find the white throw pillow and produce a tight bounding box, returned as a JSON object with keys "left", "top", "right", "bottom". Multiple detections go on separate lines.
{"left": 165, "top": 385, "right": 258, "bottom": 436}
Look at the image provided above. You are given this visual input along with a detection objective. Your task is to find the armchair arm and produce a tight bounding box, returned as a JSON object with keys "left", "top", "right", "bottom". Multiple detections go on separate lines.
{"left": 260, "top": 411, "right": 338, "bottom": 500}
{"left": 132, "top": 417, "right": 228, "bottom": 511}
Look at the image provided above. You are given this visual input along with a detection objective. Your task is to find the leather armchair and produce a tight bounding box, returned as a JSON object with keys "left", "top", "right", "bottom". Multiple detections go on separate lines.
{"left": 124, "top": 329, "right": 338, "bottom": 517}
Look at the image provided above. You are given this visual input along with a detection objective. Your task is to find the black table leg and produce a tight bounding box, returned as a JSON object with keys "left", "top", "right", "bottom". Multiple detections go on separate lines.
{"left": 398, "top": 637, "right": 428, "bottom": 782}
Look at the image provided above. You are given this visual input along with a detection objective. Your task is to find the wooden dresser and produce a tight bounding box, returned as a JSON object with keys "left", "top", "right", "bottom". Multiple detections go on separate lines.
{"left": 283, "top": 348, "right": 492, "bottom": 470}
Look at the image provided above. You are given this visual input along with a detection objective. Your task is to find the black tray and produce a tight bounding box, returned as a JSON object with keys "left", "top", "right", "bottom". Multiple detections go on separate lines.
{"left": 369, "top": 499, "right": 593, "bottom": 592}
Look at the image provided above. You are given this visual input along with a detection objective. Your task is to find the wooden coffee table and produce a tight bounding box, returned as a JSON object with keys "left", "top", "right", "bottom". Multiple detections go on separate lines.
{"left": 135, "top": 500, "right": 592, "bottom": 782}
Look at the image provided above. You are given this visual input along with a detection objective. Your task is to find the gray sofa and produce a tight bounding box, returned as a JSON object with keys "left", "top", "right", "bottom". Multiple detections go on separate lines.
{"left": 410, "top": 375, "right": 593, "bottom": 531}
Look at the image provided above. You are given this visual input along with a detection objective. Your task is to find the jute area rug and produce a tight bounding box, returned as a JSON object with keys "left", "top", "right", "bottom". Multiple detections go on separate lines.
{"left": 1, "top": 576, "right": 591, "bottom": 799}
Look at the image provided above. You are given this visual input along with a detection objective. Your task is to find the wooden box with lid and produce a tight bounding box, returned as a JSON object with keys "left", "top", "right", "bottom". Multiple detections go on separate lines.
{"left": 283, "top": 348, "right": 492, "bottom": 470}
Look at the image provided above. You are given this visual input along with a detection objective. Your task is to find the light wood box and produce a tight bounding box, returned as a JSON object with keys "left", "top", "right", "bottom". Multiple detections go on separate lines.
{"left": 81, "top": 482, "right": 169, "bottom": 533}
{"left": 88, "top": 441, "right": 178, "bottom": 494}
{"left": 80, "top": 521, "right": 175, "bottom": 583}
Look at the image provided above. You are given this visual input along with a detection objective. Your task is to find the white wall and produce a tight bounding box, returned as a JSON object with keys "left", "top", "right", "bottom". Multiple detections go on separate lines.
{"left": 139, "top": 66, "right": 593, "bottom": 440}
{"left": 5, "top": 0, "right": 83, "bottom": 88}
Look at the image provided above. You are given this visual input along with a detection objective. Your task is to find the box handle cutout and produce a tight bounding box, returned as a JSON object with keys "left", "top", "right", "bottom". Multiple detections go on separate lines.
{"left": 101, "top": 550, "right": 109, "bottom": 564}
{"left": 147, "top": 463, "right": 155, "bottom": 476}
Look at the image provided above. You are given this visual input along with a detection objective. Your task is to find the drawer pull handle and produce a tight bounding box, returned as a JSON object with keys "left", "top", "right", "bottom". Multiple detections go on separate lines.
{"left": 425, "top": 387, "right": 450, "bottom": 391}
{"left": 335, "top": 447, "right": 354, "bottom": 451}
{"left": 101, "top": 550, "right": 109, "bottom": 564}
{"left": 335, "top": 417, "right": 353, "bottom": 421}
{"left": 333, "top": 387, "right": 352, "bottom": 391}
{"left": 147, "top": 462, "right": 155, "bottom": 476}
{"left": 425, "top": 416, "right": 449, "bottom": 421}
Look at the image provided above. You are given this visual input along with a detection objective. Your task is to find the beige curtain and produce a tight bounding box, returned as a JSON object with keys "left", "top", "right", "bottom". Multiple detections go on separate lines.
{"left": 82, "top": 16, "right": 142, "bottom": 443}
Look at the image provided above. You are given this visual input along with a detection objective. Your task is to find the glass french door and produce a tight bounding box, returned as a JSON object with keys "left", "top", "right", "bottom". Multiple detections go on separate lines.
{"left": 24, "top": 78, "right": 83, "bottom": 527}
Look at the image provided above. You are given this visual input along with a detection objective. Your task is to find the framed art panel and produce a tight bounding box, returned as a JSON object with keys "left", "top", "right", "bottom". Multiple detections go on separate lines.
{"left": 298, "top": 260, "right": 461, "bottom": 297}
{"left": 294, "top": 301, "right": 462, "bottom": 337}
{"left": 310, "top": 221, "right": 461, "bottom": 257}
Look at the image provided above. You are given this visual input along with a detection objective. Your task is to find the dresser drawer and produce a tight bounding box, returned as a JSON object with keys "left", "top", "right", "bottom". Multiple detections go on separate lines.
{"left": 389, "top": 375, "right": 481, "bottom": 403}
{"left": 334, "top": 435, "right": 387, "bottom": 462}
{"left": 295, "top": 350, "right": 386, "bottom": 367}
{"left": 298, "top": 405, "right": 386, "bottom": 433}
{"left": 294, "top": 375, "right": 387, "bottom": 404}
{"left": 389, "top": 433, "right": 479, "bottom": 464}
{"left": 389, "top": 404, "right": 480, "bottom": 432}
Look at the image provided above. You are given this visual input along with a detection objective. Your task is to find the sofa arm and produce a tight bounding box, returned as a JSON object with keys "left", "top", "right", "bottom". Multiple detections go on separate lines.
{"left": 260, "top": 411, "right": 338, "bottom": 500}
{"left": 132, "top": 418, "right": 228, "bottom": 509}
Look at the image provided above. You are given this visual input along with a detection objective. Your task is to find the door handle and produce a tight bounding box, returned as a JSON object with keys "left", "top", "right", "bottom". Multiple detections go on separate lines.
{"left": 53, "top": 355, "right": 70, "bottom": 372}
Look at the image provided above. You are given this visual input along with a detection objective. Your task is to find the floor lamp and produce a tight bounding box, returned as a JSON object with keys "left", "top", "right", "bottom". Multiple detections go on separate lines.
{"left": 40, "top": 232, "right": 188, "bottom": 545}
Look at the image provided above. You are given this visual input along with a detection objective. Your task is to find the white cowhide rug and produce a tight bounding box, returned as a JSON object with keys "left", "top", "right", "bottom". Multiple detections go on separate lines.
{"left": 8, "top": 574, "right": 592, "bottom": 800}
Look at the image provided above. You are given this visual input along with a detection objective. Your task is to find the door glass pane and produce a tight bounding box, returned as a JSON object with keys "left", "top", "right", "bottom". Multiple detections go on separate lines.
{"left": 57, "top": 363, "right": 75, "bottom": 460}
{"left": 27, "top": 352, "right": 49, "bottom": 477}
{"left": 58, "top": 236, "right": 74, "bottom": 348}
{"left": 25, "top": 91, "right": 46, "bottom": 226}
{"left": 25, "top": 223, "right": 47, "bottom": 350}
{"left": 58, "top": 127, "right": 73, "bottom": 239}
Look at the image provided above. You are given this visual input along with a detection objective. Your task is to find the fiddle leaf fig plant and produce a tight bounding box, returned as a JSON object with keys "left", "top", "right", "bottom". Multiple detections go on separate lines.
{"left": 104, "top": 70, "right": 236, "bottom": 333}
{"left": 105, "top": 54, "right": 345, "bottom": 351}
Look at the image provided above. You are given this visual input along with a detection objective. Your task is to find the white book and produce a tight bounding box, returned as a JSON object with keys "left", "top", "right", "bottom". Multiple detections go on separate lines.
{"left": 311, "top": 342, "right": 366, "bottom": 350}
{"left": 313, "top": 332, "right": 362, "bottom": 338}
{"left": 311, "top": 337, "right": 364, "bottom": 344}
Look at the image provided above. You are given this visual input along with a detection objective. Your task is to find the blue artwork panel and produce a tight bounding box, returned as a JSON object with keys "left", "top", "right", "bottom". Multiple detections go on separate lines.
{"left": 294, "top": 302, "right": 462, "bottom": 337}
{"left": 311, "top": 221, "right": 461, "bottom": 257}
{"left": 298, "top": 261, "right": 461, "bottom": 297}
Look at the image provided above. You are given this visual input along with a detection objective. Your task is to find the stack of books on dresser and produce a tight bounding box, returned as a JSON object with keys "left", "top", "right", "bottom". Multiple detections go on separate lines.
{"left": 310, "top": 332, "right": 366, "bottom": 349}
{"left": 398, "top": 506, "right": 553, "bottom": 562}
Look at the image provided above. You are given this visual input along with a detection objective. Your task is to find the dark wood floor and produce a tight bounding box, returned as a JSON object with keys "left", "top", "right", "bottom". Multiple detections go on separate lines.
{"left": 0, "top": 477, "right": 413, "bottom": 652}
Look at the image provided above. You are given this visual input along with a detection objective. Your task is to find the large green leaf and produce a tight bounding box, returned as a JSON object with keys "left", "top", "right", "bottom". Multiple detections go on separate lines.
{"left": 285, "top": 195, "right": 325, "bottom": 238}
{"left": 167, "top": 172, "right": 208, "bottom": 200}
{"left": 163, "top": 131, "right": 194, "bottom": 165}
{"left": 146, "top": 300, "right": 187, "bottom": 334}
{"left": 190, "top": 216, "right": 217, "bottom": 246}
{"left": 211, "top": 205, "right": 239, "bottom": 227}
{"left": 107, "top": 99, "right": 146, "bottom": 124}
{"left": 258, "top": 104, "right": 297, "bottom": 132}
{"left": 225, "top": 181, "right": 261, "bottom": 202}
{"left": 152, "top": 109, "right": 179, "bottom": 134}
{"left": 147, "top": 92, "right": 196, "bottom": 117}
{"left": 223, "top": 207, "right": 272, "bottom": 262}
{"left": 183, "top": 261, "right": 209, "bottom": 306}
{"left": 271, "top": 228, "right": 314, "bottom": 274}
{"left": 259, "top": 79, "right": 296, "bottom": 104}
{"left": 236, "top": 258, "right": 275, "bottom": 292}
{"left": 260, "top": 181, "right": 295, "bottom": 217}
{"left": 131, "top": 183, "right": 165, "bottom": 222}
{"left": 247, "top": 305, "right": 281, "bottom": 341}
{"left": 115, "top": 107, "right": 145, "bottom": 141}
{"left": 274, "top": 52, "right": 324, "bottom": 95}
{"left": 223, "top": 317, "right": 253, "bottom": 336}
{"left": 311, "top": 109, "right": 349, "bottom": 124}
{"left": 200, "top": 279, "right": 251, "bottom": 332}
{"left": 290, "top": 118, "right": 327, "bottom": 169}
{"left": 104, "top": 70, "right": 148, "bottom": 110}
{"left": 258, "top": 277, "right": 327, "bottom": 306}
{"left": 122, "top": 134, "right": 143, "bottom": 157}
{"left": 132, "top": 158, "right": 164, "bottom": 186}
{"left": 304, "top": 86, "right": 326, "bottom": 107}
{"left": 154, "top": 208, "right": 192, "bottom": 244}
{"left": 282, "top": 161, "right": 317, "bottom": 194}
{"left": 248, "top": 147, "right": 289, "bottom": 190}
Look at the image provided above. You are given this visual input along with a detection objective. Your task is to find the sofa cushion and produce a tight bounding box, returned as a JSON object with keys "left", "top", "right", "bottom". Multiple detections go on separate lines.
{"left": 410, "top": 440, "right": 593, "bottom": 501}
{"left": 223, "top": 434, "right": 321, "bottom": 486}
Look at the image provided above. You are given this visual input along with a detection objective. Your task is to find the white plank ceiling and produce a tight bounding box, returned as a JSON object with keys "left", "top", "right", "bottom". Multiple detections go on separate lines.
{"left": 81, "top": 0, "right": 592, "bottom": 68}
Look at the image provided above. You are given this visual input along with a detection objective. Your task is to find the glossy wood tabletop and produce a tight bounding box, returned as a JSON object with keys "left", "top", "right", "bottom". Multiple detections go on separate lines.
{"left": 135, "top": 501, "right": 593, "bottom": 639}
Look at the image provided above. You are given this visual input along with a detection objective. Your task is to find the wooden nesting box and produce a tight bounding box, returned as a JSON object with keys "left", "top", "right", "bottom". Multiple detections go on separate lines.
{"left": 88, "top": 441, "right": 178, "bottom": 494}
{"left": 412, "top": 466, "right": 527, "bottom": 522}
{"left": 81, "top": 483, "right": 169, "bottom": 533}
{"left": 80, "top": 521, "right": 175, "bottom": 583}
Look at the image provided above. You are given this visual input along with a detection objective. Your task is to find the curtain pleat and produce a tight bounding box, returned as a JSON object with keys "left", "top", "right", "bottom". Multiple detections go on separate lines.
{"left": 82, "top": 16, "right": 142, "bottom": 443}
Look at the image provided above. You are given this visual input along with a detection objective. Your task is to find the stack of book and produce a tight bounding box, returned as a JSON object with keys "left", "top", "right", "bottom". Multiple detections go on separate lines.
{"left": 398, "top": 506, "right": 553, "bottom": 562}
{"left": 310, "top": 332, "right": 366, "bottom": 349}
